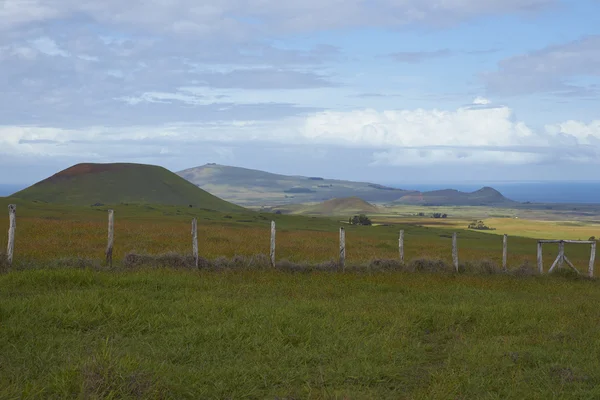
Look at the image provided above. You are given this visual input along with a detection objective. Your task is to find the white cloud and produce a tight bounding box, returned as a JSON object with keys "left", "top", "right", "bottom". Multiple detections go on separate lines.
{"left": 301, "top": 105, "right": 536, "bottom": 148}
{"left": 473, "top": 96, "right": 491, "bottom": 105}
{"left": 372, "top": 148, "right": 543, "bottom": 165}
{"left": 2, "top": 102, "right": 600, "bottom": 166}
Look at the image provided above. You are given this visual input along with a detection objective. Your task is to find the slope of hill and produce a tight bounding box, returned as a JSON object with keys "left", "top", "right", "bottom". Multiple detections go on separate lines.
{"left": 295, "top": 197, "right": 380, "bottom": 215}
{"left": 12, "top": 163, "right": 244, "bottom": 211}
{"left": 178, "top": 164, "right": 417, "bottom": 206}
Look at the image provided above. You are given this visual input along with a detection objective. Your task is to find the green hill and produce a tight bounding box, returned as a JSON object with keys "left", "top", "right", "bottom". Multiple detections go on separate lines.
{"left": 11, "top": 163, "right": 244, "bottom": 212}
{"left": 296, "top": 197, "right": 381, "bottom": 215}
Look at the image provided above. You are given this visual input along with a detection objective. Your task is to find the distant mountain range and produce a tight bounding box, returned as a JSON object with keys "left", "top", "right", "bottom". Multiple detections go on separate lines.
{"left": 178, "top": 164, "right": 516, "bottom": 207}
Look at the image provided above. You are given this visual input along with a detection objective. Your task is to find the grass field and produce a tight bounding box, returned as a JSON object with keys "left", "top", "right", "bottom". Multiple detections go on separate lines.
{"left": 2, "top": 268, "right": 600, "bottom": 399}
{"left": 2, "top": 197, "right": 600, "bottom": 398}
{"left": 2, "top": 198, "right": 599, "bottom": 274}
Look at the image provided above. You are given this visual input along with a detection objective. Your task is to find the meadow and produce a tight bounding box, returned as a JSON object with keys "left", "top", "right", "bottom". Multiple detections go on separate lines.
{"left": 2, "top": 198, "right": 600, "bottom": 398}
{"left": 2, "top": 268, "right": 600, "bottom": 399}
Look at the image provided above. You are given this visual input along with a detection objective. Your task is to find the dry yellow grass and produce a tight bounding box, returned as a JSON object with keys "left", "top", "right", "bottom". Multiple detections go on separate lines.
{"left": 384, "top": 217, "right": 600, "bottom": 241}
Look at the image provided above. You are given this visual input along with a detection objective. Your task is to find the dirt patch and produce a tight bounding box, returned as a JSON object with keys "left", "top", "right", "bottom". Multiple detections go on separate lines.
{"left": 54, "top": 163, "right": 129, "bottom": 178}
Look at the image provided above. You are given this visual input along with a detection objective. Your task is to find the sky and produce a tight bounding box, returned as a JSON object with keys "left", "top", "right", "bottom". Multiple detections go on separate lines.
{"left": 1, "top": 0, "right": 600, "bottom": 185}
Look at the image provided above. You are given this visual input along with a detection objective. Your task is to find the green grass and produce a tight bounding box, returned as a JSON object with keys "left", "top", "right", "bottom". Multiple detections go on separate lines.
{"left": 2, "top": 268, "right": 600, "bottom": 399}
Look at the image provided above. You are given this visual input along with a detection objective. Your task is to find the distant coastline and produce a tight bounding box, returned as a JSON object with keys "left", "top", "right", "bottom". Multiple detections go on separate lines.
{"left": 386, "top": 182, "right": 600, "bottom": 204}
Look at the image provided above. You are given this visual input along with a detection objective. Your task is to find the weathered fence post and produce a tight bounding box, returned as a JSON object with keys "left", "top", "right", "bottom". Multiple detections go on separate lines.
{"left": 339, "top": 227, "right": 346, "bottom": 271}
{"left": 192, "top": 218, "right": 199, "bottom": 269}
{"left": 270, "top": 221, "right": 276, "bottom": 267}
{"left": 452, "top": 232, "right": 458, "bottom": 271}
{"left": 399, "top": 230, "right": 405, "bottom": 264}
{"left": 537, "top": 241, "right": 543, "bottom": 274}
{"left": 7, "top": 204, "right": 16, "bottom": 265}
{"left": 589, "top": 241, "right": 596, "bottom": 278}
{"left": 558, "top": 241, "right": 565, "bottom": 269}
{"left": 106, "top": 210, "right": 114, "bottom": 267}
{"left": 502, "top": 234, "right": 508, "bottom": 272}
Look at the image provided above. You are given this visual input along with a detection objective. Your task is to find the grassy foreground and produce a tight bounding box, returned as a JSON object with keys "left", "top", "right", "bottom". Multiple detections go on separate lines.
{"left": 2, "top": 268, "right": 600, "bottom": 399}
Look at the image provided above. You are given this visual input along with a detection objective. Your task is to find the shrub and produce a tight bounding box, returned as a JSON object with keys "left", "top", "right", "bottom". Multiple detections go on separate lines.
{"left": 350, "top": 214, "right": 372, "bottom": 226}
{"left": 464, "top": 259, "right": 499, "bottom": 275}
{"left": 408, "top": 258, "right": 452, "bottom": 273}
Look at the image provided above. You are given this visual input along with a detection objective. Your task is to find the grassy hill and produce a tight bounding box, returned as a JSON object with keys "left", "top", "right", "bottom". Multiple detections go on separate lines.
{"left": 277, "top": 197, "right": 381, "bottom": 216}
{"left": 178, "top": 164, "right": 416, "bottom": 206}
{"left": 11, "top": 163, "right": 244, "bottom": 212}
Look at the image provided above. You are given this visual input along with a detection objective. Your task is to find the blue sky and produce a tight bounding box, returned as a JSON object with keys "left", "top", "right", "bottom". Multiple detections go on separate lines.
{"left": 1, "top": 0, "right": 600, "bottom": 185}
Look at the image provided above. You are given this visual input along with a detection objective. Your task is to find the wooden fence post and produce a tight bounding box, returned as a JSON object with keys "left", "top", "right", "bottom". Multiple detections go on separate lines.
{"left": 558, "top": 241, "right": 565, "bottom": 269}
{"left": 339, "top": 227, "right": 346, "bottom": 271}
{"left": 7, "top": 204, "right": 16, "bottom": 265}
{"left": 502, "top": 234, "right": 508, "bottom": 272}
{"left": 589, "top": 241, "right": 596, "bottom": 278}
{"left": 537, "top": 242, "right": 543, "bottom": 274}
{"left": 452, "top": 232, "right": 458, "bottom": 271}
{"left": 106, "top": 210, "right": 114, "bottom": 267}
{"left": 399, "top": 230, "right": 404, "bottom": 264}
{"left": 270, "top": 221, "right": 276, "bottom": 267}
{"left": 192, "top": 218, "right": 199, "bottom": 269}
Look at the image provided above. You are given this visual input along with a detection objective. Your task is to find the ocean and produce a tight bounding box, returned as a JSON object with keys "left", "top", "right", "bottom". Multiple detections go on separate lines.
{"left": 0, "top": 185, "right": 26, "bottom": 197}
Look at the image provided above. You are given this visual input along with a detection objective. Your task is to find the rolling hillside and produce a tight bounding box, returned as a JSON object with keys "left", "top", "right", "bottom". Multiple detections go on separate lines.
{"left": 11, "top": 163, "right": 244, "bottom": 212}
{"left": 178, "top": 164, "right": 417, "bottom": 206}
{"left": 178, "top": 164, "right": 515, "bottom": 207}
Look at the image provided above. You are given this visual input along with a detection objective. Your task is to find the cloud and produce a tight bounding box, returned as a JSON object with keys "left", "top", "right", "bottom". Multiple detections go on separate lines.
{"left": 30, "top": 37, "right": 69, "bottom": 57}
{"left": 472, "top": 97, "right": 491, "bottom": 105}
{"left": 1, "top": 0, "right": 557, "bottom": 34}
{"left": 0, "top": 32, "right": 335, "bottom": 127}
{"left": 189, "top": 68, "right": 337, "bottom": 90}
{"left": 3, "top": 101, "right": 600, "bottom": 166}
{"left": 483, "top": 35, "right": 600, "bottom": 96}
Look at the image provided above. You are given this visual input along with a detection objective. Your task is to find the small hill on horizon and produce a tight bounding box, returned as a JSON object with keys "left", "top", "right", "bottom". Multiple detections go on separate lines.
{"left": 394, "top": 186, "right": 514, "bottom": 206}
{"left": 12, "top": 163, "right": 244, "bottom": 212}
{"left": 297, "top": 197, "right": 380, "bottom": 215}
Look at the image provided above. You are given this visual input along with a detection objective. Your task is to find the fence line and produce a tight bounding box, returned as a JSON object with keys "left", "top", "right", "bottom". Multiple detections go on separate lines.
{"left": 7, "top": 205, "right": 16, "bottom": 265}
{"left": 270, "top": 221, "right": 276, "bottom": 267}
{"left": 4, "top": 206, "right": 598, "bottom": 277}
{"left": 502, "top": 234, "right": 508, "bottom": 272}
{"left": 339, "top": 227, "right": 346, "bottom": 271}
{"left": 537, "top": 239, "right": 596, "bottom": 278}
{"left": 452, "top": 232, "right": 459, "bottom": 272}
{"left": 399, "top": 230, "right": 405, "bottom": 264}
{"left": 192, "top": 218, "right": 199, "bottom": 269}
{"left": 105, "top": 209, "right": 114, "bottom": 267}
